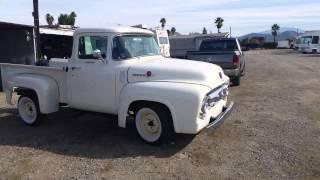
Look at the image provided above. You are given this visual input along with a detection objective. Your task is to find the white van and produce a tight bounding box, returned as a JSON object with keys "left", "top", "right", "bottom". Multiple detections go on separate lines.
{"left": 299, "top": 31, "right": 320, "bottom": 53}
{"left": 154, "top": 30, "right": 170, "bottom": 57}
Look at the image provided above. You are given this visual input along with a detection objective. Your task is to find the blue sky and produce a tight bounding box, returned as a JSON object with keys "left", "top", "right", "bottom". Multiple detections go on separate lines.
{"left": 1, "top": 0, "right": 320, "bottom": 36}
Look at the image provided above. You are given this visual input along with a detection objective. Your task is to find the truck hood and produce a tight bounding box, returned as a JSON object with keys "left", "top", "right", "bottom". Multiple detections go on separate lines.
{"left": 127, "top": 57, "right": 228, "bottom": 89}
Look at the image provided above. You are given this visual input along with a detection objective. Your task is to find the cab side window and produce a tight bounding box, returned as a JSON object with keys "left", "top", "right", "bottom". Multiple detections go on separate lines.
{"left": 78, "top": 36, "right": 108, "bottom": 59}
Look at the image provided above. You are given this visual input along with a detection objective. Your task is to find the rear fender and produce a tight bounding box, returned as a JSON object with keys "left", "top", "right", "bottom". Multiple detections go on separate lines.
{"left": 5, "top": 74, "right": 59, "bottom": 114}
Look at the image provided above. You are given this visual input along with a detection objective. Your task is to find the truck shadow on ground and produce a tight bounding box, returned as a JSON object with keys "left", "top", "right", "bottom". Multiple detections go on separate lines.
{"left": 0, "top": 108, "right": 194, "bottom": 159}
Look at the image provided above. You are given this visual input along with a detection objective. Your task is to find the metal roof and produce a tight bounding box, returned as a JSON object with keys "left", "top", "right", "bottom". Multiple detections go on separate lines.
{"left": 169, "top": 33, "right": 229, "bottom": 40}
{"left": 40, "top": 27, "right": 74, "bottom": 36}
{"left": 0, "top": 21, "right": 33, "bottom": 30}
{"left": 74, "top": 26, "right": 154, "bottom": 35}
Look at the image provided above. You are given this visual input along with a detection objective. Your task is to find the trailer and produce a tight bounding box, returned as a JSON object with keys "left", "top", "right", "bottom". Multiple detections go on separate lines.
{"left": 39, "top": 26, "right": 74, "bottom": 59}
{"left": 169, "top": 33, "right": 229, "bottom": 58}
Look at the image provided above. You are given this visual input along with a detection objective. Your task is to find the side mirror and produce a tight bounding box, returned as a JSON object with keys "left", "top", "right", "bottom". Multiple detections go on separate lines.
{"left": 93, "top": 49, "right": 107, "bottom": 63}
{"left": 93, "top": 49, "right": 102, "bottom": 59}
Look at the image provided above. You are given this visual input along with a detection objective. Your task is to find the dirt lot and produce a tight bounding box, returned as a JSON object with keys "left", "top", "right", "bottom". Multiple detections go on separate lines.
{"left": 0, "top": 49, "right": 319, "bottom": 180}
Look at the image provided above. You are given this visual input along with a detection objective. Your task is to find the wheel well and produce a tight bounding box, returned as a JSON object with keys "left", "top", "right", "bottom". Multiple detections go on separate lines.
{"left": 128, "top": 100, "right": 171, "bottom": 115}
{"left": 127, "top": 101, "right": 174, "bottom": 129}
{"left": 15, "top": 88, "right": 37, "bottom": 99}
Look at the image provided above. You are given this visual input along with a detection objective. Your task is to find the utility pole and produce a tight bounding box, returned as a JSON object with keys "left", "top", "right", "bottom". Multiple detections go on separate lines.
{"left": 33, "top": 0, "right": 41, "bottom": 62}
{"left": 230, "top": 26, "right": 232, "bottom": 38}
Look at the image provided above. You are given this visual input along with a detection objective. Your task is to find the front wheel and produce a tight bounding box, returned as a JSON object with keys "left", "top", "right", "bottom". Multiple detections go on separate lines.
{"left": 135, "top": 103, "right": 175, "bottom": 144}
{"left": 18, "top": 94, "right": 44, "bottom": 125}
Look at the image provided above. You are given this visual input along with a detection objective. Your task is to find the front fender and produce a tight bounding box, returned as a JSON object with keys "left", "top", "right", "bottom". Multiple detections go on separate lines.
{"left": 118, "top": 82, "right": 210, "bottom": 133}
{"left": 5, "top": 74, "right": 59, "bottom": 114}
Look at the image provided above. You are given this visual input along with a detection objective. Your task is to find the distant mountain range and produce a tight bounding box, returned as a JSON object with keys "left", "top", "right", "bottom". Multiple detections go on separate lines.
{"left": 239, "top": 27, "right": 304, "bottom": 42}
{"left": 258, "top": 27, "right": 304, "bottom": 34}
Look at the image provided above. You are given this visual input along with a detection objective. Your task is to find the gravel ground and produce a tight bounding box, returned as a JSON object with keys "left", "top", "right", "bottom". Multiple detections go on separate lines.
{"left": 0, "top": 49, "right": 319, "bottom": 180}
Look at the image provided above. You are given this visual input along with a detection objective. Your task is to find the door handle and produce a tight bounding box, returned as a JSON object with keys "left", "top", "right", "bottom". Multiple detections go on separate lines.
{"left": 71, "top": 66, "right": 81, "bottom": 70}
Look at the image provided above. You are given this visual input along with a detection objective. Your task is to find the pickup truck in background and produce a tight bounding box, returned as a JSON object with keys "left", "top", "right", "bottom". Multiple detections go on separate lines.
{"left": 1, "top": 27, "right": 234, "bottom": 144}
{"left": 186, "top": 38, "right": 246, "bottom": 86}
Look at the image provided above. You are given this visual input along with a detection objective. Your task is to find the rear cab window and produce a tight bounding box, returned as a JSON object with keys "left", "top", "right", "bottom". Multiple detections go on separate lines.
{"left": 200, "top": 39, "right": 238, "bottom": 52}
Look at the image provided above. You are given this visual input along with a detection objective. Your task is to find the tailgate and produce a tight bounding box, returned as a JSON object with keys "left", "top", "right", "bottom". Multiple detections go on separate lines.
{"left": 187, "top": 51, "right": 235, "bottom": 69}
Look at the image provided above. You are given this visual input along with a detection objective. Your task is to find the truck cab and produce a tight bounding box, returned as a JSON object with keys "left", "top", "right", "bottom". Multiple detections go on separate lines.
{"left": 1, "top": 27, "right": 233, "bottom": 144}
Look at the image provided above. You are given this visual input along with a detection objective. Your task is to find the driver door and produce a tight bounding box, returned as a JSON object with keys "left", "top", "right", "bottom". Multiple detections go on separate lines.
{"left": 67, "top": 34, "right": 116, "bottom": 114}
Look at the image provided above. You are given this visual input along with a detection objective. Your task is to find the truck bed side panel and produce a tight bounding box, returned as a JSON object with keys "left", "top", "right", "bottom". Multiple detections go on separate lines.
{"left": 1, "top": 64, "right": 68, "bottom": 103}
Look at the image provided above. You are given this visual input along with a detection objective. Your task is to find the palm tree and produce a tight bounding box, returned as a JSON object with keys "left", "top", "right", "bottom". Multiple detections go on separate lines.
{"left": 215, "top": 17, "right": 224, "bottom": 33}
{"left": 160, "top": 18, "right": 166, "bottom": 30}
{"left": 69, "top": 11, "right": 77, "bottom": 26}
{"left": 171, "top": 27, "right": 176, "bottom": 35}
{"left": 202, "top": 27, "right": 207, "bottom": 34}
{"left": 58, "top": 12, "right": 77, "bottom": 26}
{"left": 46, "top": 13, "right": 54, "bottom": 27}
{"left": 271, "top": 24, "right": 280, "bottom": 43}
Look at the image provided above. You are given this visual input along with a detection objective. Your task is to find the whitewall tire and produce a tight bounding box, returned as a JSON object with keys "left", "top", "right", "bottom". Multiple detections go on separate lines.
{"left": 18, "top": 95, "right": 44, "bottom": 125}
{"left": 134, "top": 103, "right": 174, "bottom": 144}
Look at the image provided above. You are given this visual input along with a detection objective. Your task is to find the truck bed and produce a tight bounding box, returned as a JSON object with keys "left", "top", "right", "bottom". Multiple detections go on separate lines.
{"left": 0, "top": 63, "right": 68, "bottom": 103}
{"left": 186, "top": 51, "right": 236, "bottom": 69}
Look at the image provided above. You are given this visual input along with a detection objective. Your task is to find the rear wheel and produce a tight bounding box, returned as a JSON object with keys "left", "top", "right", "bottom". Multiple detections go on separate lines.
{"left": 135, "top": 103, "right": 174, "bottom": 144}
{"left": 232, "top": 74, "right": 241, "bottom": 86}
{"left": 240, "top": 64, "right": 246, "bottom": 76}
{"left": 18, "top": 94, "right": 44, "bottom": 125}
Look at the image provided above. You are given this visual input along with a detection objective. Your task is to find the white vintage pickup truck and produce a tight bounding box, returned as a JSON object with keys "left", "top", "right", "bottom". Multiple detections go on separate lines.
{"left": 1, "top": 27, "right": 234, "bottom": 144}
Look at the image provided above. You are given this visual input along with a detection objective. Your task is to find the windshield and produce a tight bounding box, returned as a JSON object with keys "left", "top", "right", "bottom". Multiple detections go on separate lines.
{"left": 200, "top": 40, "right": 238, "bottom": 51}
{"left": 112, "top": 34, "right": 160, "bottom": 60}
{"left": 300, "top": 36, "right": 313, "bottom": 44}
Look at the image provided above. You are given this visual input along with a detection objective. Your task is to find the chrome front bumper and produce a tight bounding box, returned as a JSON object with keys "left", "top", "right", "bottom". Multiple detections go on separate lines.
{"left": 207, "top": 101, "right": 234, "bottom": 129}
